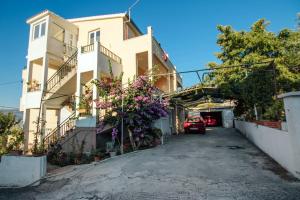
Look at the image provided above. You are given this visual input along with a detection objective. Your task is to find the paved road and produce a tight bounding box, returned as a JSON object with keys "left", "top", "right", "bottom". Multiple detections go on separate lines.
{"left": 1, "top": 128, "right": 300, "bottom": 200}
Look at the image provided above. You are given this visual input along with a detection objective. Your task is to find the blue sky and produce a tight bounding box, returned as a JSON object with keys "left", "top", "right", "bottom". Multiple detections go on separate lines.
{"left": 0, "top": 0, "right": 299, "bottom": 108}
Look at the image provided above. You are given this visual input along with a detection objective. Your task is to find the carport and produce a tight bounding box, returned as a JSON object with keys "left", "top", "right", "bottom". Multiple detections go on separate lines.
{"left": 166, "top": 84, "right": 235, "bottom": 128}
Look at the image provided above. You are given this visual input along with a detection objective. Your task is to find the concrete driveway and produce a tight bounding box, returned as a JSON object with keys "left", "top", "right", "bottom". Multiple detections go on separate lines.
{"left": 1, "top": 127, "right": 300, "bottom": 200}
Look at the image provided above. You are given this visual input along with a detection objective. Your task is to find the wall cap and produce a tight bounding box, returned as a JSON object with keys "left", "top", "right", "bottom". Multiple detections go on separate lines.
{"left": 278, "top": 91, "right": 300, "bottom": 99}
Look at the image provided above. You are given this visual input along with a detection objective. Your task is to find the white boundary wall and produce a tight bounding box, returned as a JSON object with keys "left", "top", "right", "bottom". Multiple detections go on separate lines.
{"left": 0, "top": 155, "right": 47, "bottom": 187}
{"left": 235, "top": 120, "right": 295, "bottom": 175}
{"left": 235, "top": 91, "right": 300, "bottom": 178}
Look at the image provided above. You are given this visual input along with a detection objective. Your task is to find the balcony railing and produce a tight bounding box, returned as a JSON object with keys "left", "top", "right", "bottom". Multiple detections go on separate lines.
{"left": 81, "top": 43, "right": 94, "bottom": 53}
{"left": 152, "top": 37, "right": 182, "bottom": 83}
{"left": 152, "top": 37, "right": 175, "bottom": 69}
{"left": 64, "top": 44, "right": 77, "bottom": 57}
{"left": 99, "top": 44, "right": 122, "bottom": 64}
{"left": 81, "top": 42, "right": 122, "bottom": 64}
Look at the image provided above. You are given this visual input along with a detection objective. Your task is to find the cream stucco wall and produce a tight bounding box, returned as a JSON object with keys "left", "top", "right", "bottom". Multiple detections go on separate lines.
{"left": 45, "top": 109, "right": 59, "bottom": 135}
{"left": 22, "top": 10, "right": 182, "bottom": 151}
{"left": 121, "top": 35, "right": 149, "bottom": 83}
{"left": 24, "top": 108, "right": 39, "bottom": 151}
{"left": 28, "top": 61, "right": 43, "bottom": 83}
{"left": 72, "top": 17, "right": 124, "bottom": 52}
{"left": 20, "top": 69, "right": 27, "bottom": 112}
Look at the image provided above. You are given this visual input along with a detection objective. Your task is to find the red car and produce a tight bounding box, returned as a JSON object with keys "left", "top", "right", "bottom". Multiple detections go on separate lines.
{"left": 184, "top": 116, "right": 206, "bottom": 134}
{"left": 203, "top": 116, "right": 217, "bottom": 126}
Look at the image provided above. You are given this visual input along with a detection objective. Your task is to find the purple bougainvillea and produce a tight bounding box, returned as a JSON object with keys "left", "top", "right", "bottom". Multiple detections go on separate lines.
{"left": 112, "top": 128, "right": 118, "bottom": 140}
{"left": 93, "top": 64, "right": 168, "bottom": 145}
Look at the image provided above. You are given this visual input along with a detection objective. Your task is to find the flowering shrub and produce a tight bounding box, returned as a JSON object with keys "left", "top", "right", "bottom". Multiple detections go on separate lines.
{"left": 93, "top": 61, "right": 168, "bottom": 149}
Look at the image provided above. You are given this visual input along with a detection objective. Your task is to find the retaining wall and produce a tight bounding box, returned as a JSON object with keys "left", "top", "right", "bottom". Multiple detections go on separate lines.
{"left": 0, "top": 155, "right": 47, "bottom": 187}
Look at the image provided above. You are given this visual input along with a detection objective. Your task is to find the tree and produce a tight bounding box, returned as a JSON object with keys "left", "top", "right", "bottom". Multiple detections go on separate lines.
{"left": 208, "top": 19, "right": 300, "bottom": 119}
{"left": 0, "top": 112, "right": 23, "bottom": 155}
{"left": 93, "top": 62, "right": 168, "bottom": 150}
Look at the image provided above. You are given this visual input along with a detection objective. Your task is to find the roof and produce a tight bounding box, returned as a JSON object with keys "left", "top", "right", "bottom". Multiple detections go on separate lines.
{"left": 26, "top": 10, "right": 65, "bottom": 24}
{"left": 68, "top": 13, "right": 143, "bottom": 35}
{"left": 26, "top": 10, "right": 143, "bottom": 35}
{"left": 67, "top": 13, "right": 126, "bottom": 22}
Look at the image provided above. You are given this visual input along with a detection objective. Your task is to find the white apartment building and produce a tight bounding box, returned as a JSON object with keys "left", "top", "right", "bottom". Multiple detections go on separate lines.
{"left": 19, "top": 10, "right": 183, "bottom": 152}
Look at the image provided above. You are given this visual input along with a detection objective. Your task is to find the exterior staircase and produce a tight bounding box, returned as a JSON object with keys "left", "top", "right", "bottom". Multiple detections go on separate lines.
{"left": 34, "top": 50, "right": 78, "bottom": 150}
{"left": 43, "top": 112, "right": 76, "bottom": 149}
{"left": 44, "top": 51, "right": 78, "bottom": 100}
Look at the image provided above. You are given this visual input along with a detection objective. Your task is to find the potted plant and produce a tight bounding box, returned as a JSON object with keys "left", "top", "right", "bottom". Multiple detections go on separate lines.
{"left": 109, "top": 149, "right": 117, "bottom": 157}
{"left": 106, "top": 141, "right": 119, "bottom": 157}
{"left": 78, "top": 83, "right": 93, "bottom": 116}
{"left": 27, "top": 79, "right": 40, "bottom": 92}
{"left": 93, "top": 149, "right": 105, "bottom": 161}
{"left": 151, "top": 128, "right": 163, "bottom": 146}
{"left": 78, "top": 97, "right": 91, "bottom": 116}
{"left": 94, "top": 153, "right": 101, "bottom": 161}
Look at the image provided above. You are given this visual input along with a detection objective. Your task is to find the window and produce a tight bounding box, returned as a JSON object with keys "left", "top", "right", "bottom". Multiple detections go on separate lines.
{"left": 89, "top": 30, "right": 100, "bottom": 44}
{"left": 40, "top": 22, "right": 46, "bottom": 36}
{"left": 89, "top": 32, "right": 94, "bottom": 44}
{"left": 96, "top": 31, "right": 100, "bottom": 42}
{"left": 33, "top": 21, "right": 46, "bottom": 40}
{"left": 33, "top": 25, "right": 40, "bottom": 39}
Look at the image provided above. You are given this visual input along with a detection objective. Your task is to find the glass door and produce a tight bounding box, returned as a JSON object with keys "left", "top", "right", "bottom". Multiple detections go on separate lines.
{"left": 89, "top": 30, "right": 100, "bottom": 44}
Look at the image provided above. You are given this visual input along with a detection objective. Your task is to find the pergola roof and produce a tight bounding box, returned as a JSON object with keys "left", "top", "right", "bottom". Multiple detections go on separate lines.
{"left": 166, "top": 84, "right": 234, "bottom": 108}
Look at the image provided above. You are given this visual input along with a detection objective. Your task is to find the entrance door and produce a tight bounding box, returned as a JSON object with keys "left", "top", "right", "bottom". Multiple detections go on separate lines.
{"left": 89, "top": 30, "right": 100, "bottom": 44}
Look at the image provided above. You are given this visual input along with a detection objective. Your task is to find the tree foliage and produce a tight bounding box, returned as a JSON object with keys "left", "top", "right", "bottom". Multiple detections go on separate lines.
{"left": 0, "top": 112, "right": 23, "bottom": 155}
{"left": 208, "top": 19, "right": 300, "bottom": 119}
{"left": 92, "top": 61, "right": 168, "bottom": 149}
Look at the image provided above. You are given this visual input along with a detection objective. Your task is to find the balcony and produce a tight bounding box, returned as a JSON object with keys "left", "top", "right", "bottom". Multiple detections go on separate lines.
{"left": 152, "top": 37, "right": 175, "bottom": 71}
{"left": 81, "top": 42, "right": 122, "bottom": 64}
{"left": 78, "top": 42, "right": 123, "bottom": 81}
{"left": 152, "top": 37, "right": 182, "bottom": 84}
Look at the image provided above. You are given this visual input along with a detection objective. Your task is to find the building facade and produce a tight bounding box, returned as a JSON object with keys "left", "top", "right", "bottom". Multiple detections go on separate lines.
{"left": 19, "top": 10, "right": 182, "bottom": 151}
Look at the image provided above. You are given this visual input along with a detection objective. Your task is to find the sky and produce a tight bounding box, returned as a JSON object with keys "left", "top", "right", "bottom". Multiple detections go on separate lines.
{"left": 0, "top": 0, "right": 299, "bottom": 108}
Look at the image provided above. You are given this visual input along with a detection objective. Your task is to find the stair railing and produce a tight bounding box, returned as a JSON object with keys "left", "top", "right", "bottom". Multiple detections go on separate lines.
{"left": 43, "top": 112, "right": 76, "bottom": 148}
{"left": 46, "top": 50, "right": 78, "bottom": 92}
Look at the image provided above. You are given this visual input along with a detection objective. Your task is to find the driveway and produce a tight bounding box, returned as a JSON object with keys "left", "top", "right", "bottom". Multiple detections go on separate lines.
{"left": 1, "top": 128, "right": 300, "bottom": 200}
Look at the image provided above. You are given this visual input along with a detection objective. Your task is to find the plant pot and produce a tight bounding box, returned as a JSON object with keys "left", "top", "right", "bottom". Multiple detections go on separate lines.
{"left": 8, "top": 150, "right": 23, "bottom": 156}
{"left": 109, "top": 151, "right": 116, "bottom": 157}
{"left": 94, "top": 156, "right": 101, "bottom": 162}
{"left": 78, "top": 108, "right": 87, "bottom": 114}
{"left": 155, "top": 138, "right": 161, "bottom": 145}
{"left": 74, "top": 158, "right": 81, "bottom": 165}
{"left": 78, "top": 109, "right": 91, "bottom": 117}
{"left": 74, "top": 154, "right": 83, "bottom": 164}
